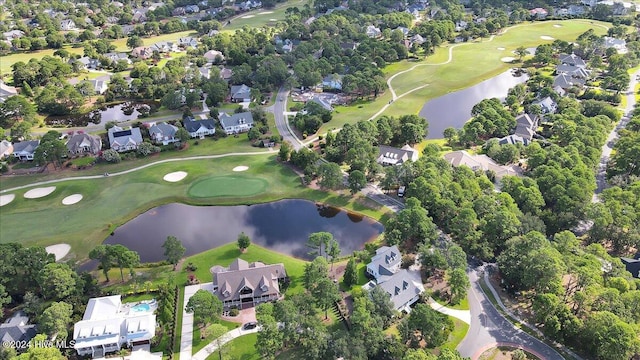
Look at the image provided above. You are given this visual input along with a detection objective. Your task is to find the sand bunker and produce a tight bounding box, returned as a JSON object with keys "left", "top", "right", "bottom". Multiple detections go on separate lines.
{"left": 553, "top": 24, "right": 562, "bottom": 28}
{"left": 0, "top": 194, "right": 15, "bottom": 207}
{"left": 497, "top": 47, "right": 505, "bottom": 51}
{"left": 241, "top": 15, "right": 255, "bottom": 18}
{"left": 45, "top": 244, "right": 71, "bottom": 261}
{"left": 269, "top": 18, "right": 278, "bottom": 21}
{"left": 259, "top": 11, "right": 274, "bottom": 14}
{"left": 62, "top": 194, "right": 83, "bottom": 205}
{"left": 501, "top": 57, "right": 516, "bottom": 63}
{"left": 540, "top": 36, "right": 555, "bottom": 40}
{"left": 164, "top": 171, "right": 188, "bottom": 182}
{"left": 233, "top": 166, "right": 249, "bottom": 172}
{"left": 24, "top": 186, "right": 56, "bottom": 199}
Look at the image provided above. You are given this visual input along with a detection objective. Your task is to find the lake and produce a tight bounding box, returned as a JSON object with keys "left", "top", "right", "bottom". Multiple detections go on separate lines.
{"left": 45, "top": 101, "right": 158, "bottom": 127}
{"left": 102, "top": 199, "right": 384, "bottom": 263}
{"left": 419, "top": 69, "right": 529, "bottom": 139}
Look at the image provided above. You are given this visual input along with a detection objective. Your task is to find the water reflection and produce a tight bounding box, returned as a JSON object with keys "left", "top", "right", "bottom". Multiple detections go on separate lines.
{"left": 419, "top": 70, "right": 529, "bottom": 138}
{"left": 102, "top": 199, "right": 384, "bottom": 263}
{"left": 45, "top": 102, "right": 158, "bottom": 127}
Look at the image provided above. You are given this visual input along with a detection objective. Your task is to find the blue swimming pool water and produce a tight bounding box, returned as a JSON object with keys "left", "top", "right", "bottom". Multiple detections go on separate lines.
{"left": 131, "top": 303, "right": 151, "bottom": 312}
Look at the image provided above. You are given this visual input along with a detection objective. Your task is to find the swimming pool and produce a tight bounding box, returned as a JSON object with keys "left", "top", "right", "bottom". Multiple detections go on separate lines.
{"left": 131, "top": 303, "right": 151, "bottom": 313}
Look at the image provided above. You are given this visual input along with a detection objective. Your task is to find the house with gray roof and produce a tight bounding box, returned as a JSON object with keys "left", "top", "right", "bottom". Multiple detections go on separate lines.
{"left": 0, "top": 311, "right": 37, "bottom": 350}
{"left": 377, "top": 269, "right": 425, "bottom": 312}
{"left": 322, "top": 74, "right": 344, "bottom": 91}
{"left": 148, "top": 122, "right": 179, "bottom": 145}
{"left": 108, "top": 126, "right": 143, "bottom": 152}
{"left": 12, "top": 140, "right": 39, "bottom": 161}
{"left": 219, "top": 111, "right": 254, "bottom": 134}
{"left": 377, "top": 145, "right": 419, "bottom": 166}
{"left": 558, "top": 53, "right": 587, "bottom": 68}
{"left": 104, "top": 52, "right": 131, "bottom": 65}
{"left": 230, "top": 84, "right": 252, "bottom": 103}
{"left": 0, "top": 82, "right": 17, "bottom": 103}
{"left": 498, "top": 134, "right": 530, "bottom": 146}
{"left": 532, "top": 96, "right": 557, "bottom": 114}
{"left": 183, "top": 117, "right": 216, "bottom": 138}
{"left": 366, "top": 245, "right": 402, "bottom": 283}
{"left": 514, "top": 113, "right": 539, "bottom": 142}
{"left": 554, "top": 73, "right": 586, "bottom": 90}
{"left": 210, "top": 258, "right": 287, "bottom": 310}
{"left": 73, "top": 295, "right": 157, "bottom": 358}
{"left": 0, "top": 140, "right": 13, "bottom": 159}
{"left": 66, "top": 132, "right": 102, "bottom": 156}
{"left": 556, "top": 64, "right": 591, "bottom": 79}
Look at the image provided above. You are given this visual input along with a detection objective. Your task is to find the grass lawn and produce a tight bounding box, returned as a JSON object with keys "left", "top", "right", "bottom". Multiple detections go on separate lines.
{"left": 69, "top": 156, "right": 96, "bottom": 167}
{"left": 205, "top": 333, "right": 259, "bottom": 360}
{"left": 188, "top": 176, "right": 268, "bottom": 198}
{"left": 324, "top": 19, "right": 609, "bottom": 134}
{"left": 223, "top": 0, "right": 310, "bottom": 32}
{"left": 440, "top": 317, "right": 469, "bottom": 351}
{"left": 192, "top": 320, "right": 240, "bottom": 355}
{"left": 0, "top": 45, "right": 84, "bottom": 76}
{"left": 181, "top": 242, "right": 307, "bottom": 295}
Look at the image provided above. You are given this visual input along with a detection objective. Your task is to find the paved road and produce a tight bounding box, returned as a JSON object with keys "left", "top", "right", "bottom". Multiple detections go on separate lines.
{"left": 458, "top": 266, "right": 564, "bottom": 360}
{"left": 593, "top": 69, "right": 640, "bottom": 202}
{"left": 272, "top": 87, "right": 304, "bottom": 150}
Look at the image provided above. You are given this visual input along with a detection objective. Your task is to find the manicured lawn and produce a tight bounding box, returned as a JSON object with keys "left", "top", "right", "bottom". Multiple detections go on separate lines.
{"left": 192, "top": 320, "right": 240, "bottom": 355}
{"left": 223, "top": 0, "right": 310, "bottom": 32}
{"left": 122, "top": 293, "right": 156, "bottom": 303}
{"left": 188, "top": 176, "right": 268, "bottom": 198}
{"left": 205, "top": 333, "right": 259, "bottom": 360}
{"left": 440, "top": 317, "right": 470, "bottom": 352}
{"left": 69, "top": 156, "right": 96, "bottom": 167}
{"left": 0, "top": 46, "right": 84, "bottom": 75}
{"left": 324, "top": 19, "right": 609, "bottom": 134}
{"left": 181, "top": 242, "right": 308, "bottom": 296}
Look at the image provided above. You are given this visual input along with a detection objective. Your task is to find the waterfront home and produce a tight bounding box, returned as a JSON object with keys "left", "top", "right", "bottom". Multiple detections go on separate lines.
{"left": 210, "top": 258, "right": 287, "bottom": 309}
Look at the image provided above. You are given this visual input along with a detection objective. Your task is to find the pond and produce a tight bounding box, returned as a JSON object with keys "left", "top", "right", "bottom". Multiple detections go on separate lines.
{"left": 45, "top": 101, "right": 158, "bottom": 127}
{"left": 419, "top": 69, "right": 529, "bottom": 139}
{"left": 101, "top": 199, "right": 384, "bottom": 263}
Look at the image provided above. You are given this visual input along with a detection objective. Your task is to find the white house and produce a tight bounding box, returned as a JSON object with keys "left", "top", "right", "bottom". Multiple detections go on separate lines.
{"left": 60, "top": 19, "right": 77, "bottom": 31}
{"left": 366, "top": 246, "right": 402, "bottom": 282}
{"left": 183, "top": 117, "right": 216, "bottom": 138}
{"left": 363, "top": 246, "right": 425, "bottom": 312}
{"left": 89, "top": 79, "right": 109, "bottom": 94}
{"left": 230, "top": 84, "right": 252, "bottom": 103}
{"left": 73, "top": 296, "right": 157, "bottom": 358}
{"left": 376, "top": 145, "right": 419, "bottom": 166}
{"left": 604, "top": 36, "right": 627, "bottom": 54}
{"left": 366, "top": 25, "right": 381, "bottom": 38}
{"left": 219, "top": 111, "right": 254, "bottom": 135}
{"left": 178, "top": 37, "right": 198, "bottom": 49}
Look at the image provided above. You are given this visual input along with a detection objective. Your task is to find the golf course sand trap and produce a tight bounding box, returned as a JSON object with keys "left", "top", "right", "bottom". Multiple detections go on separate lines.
{"left": 164, "top": 171, "right": 188, "bottom": 182}
{"left": 541, "top": 35, "right": 555, "bottom": 40}
{"left": 233, "top": 166, "right": 249, "bottom": 172}
{"left": 554, "top": 24, "right": 562, "bottom": 28}
{"left": 501, "top": 57, "right": 516, "bottom": 63}
{"left": 45, "top": 244, "right": 71, "bottom": 261}
{"left": 62, "top": 194, "right": 83, "bottom": 205}
{"left": 269, "top": 18, "right": 278, "bottom": 21}
{"left": 241, "top": 15, "right": 255, "bottom": 18}
{"left": 0, "top": 194, "right": 15, "bottom": 206}
{"left": 24, "top": 186, "right": 56, "bottom": 199}
{"left": 497, "top": 47, "right": 505, "bottom": 50}
{"left": 259, "top": 11, "right": 274, "bottom": 14}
